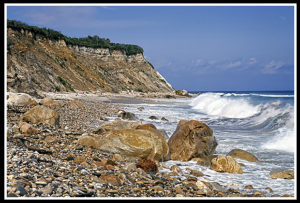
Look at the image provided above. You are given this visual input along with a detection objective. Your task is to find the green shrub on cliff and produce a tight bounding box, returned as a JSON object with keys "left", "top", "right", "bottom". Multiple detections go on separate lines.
{"left": 7, "top": 20, "right": 143, "bottom": 56}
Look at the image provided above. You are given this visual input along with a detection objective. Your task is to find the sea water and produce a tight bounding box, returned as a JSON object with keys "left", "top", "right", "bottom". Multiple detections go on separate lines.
{"left": 120, "top": 91, "right": 296, "bottom": 196}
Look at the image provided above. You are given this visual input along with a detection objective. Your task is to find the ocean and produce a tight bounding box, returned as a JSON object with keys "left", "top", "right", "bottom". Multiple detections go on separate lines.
{"left": 120, "top": 90, "right": 296, "bottom": 196}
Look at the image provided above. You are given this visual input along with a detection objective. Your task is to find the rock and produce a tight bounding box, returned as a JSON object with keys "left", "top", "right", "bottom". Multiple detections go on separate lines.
{"left": 40, "top": 184, "right": 53, "bottom": 196}
{"left": 100, "top": 174, "right": 120, "bottom": 186}
{"left": 136, "top": 158, "right": 158, "bottom": 173}
{"left": 167, "top": 120, "right": 217, "bottom": 161}
{"left": 175, "top": 90, "right": 190, "bottom": 97}
{"left": 244, "top": 185, "right": 253, "bottom": 190}
{"left": 270, "top": 170, "right": 294, "bottom": 179}
{"left": 210, "top": 155, "right": 243, "bottom": 174}
{"left": 74, "top": 156, "right": 85, "bottom": 164}
{"left": 196, "top": 180, "right": 210, "bottom": 193}
{"left": 137, "top": 107, "right": 144, "bottom": 111}
{"left": 93, "top": 120, "right": 142, "bottom": 134}
{"left": 7, "top": 93, "right": 38, "bottom": 106}
{"left": 111, "top": 154, "right": 123, "bottom": 162}
{"left": 161, "top": 117, "right": 169, "bottom": 122}
{"left": 227, "top": 149, "right": 259, "bottom": 162}
{"left": 18, "top": 122, "right": 39, "bottom": 136}
{"left": 149, "top": 116, "right": 158, "bottom": 120}
{"left": 118, "top": 110, "right": 137, "bottom": 120}
{"left": 192, "top": 156, "right": 214, "bottom": 167}
{"left": 78, "top": 127, "right": 169, "bottom": 161}
{"left": 170, "top": 165, "right": 182, "bottom": 174}
{"left": 265, "top": 187, "right": 273, "bottom": 193}
{"left": 188, "top": 169, "right": 204, "bottom": 177}
{"left": 174, "top": 185, "right": 184, "bottom": 194}
{"left": 40, "top": 97, "right": 60, "bottom": 107}
{"left": 20, "top": 105, "right": 60, "bottom": 127}
{"left": 77, "top": 136, "right": 98, "bottom": 148}
{"left": 123, "top": 163, "right": 137, "bottom": 172}
{"left": 66, "top": 99, "right": 83, "bottom": 109}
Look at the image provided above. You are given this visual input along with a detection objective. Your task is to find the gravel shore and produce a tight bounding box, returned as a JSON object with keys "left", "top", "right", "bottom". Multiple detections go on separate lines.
{"left": 5, "top": 92, "right": 294, "bottom": 199}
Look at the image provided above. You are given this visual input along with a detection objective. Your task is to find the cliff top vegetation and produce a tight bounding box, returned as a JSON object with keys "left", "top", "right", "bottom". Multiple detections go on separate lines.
{"left": 7, "top": 19, "right": 144, "bottom": 56}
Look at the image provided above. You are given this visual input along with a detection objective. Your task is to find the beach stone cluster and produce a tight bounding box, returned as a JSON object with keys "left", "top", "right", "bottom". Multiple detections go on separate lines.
{"left": 6, "top": 93, "right": 294, "bottom": 198}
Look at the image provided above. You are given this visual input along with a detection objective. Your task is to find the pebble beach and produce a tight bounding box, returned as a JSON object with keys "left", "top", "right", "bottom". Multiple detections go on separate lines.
{"left": 5, "top": 92, "right": 295, "bottom": 199}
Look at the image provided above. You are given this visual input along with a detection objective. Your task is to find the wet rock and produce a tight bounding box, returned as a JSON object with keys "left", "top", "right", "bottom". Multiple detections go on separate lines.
{"left": 188, "top": 169, "right": 204, "bottom": 177}
{"left": 244, "top": 185, "right": 253, "bottom": 190}
{"left": 161, "top": 117, "right": 169, "bottom": 122}
{"left": 168, "top": 120, "right": 217, "bottom": 161}
{"left": 149, "top": 116, "right": 158, "bottom": 120}
{"left": 227, "top": 148, "right": 259, "bottom": 162}
{"left": 170, "top": 165, "right": 182, "bottom": 174}
{"left": 137, "top": 107, "right": 145, "bottom": 111}
{"left": 118, "top": 110, "right": 137, "bottom": 120}
{"left": 210, "top": 155, "right": 243, "bottom": 174}
{"left": 270, "top": 170, "right": 294, "bottom": 179}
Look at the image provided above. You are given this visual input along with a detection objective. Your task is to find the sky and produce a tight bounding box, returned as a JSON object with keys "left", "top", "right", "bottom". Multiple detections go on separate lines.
{"left": 6, "top": 4, "right": 295, "bottom": 91}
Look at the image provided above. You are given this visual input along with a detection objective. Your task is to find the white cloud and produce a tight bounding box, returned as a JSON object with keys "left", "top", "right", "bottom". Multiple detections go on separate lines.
{"left": 226, "top": 60, "right": 242, "bottom": 68}
{"left": 249, "top": 57, "right": 257, "bottom": 64}
{"left": 261, "top": 60, "right": 285, "bottom": 74}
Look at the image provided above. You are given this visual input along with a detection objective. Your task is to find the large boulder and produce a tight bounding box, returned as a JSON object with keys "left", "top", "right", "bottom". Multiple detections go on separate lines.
{"left": 7, "top": 93, "right": 38, "bottom": 106}
{"left": 78, "top": 122, "right": 169, "bottom": 162}
{"left": 167, "top": 120, "right": 217, "bottom": 161}
{"left": 210, "top": 155, "right": 243, "bottom": 174}
{"left": 227, "top": 149, "right": 259, "bottom": 162}
{"left": 20, "top": 105, "right": 60, "bottom": 127}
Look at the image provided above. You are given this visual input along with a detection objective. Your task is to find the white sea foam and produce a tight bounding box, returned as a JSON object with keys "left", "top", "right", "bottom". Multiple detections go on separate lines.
{"left": 189, "top": 93, "right": 261, "bottom": 118}
{"left": 261, "top": 110, "right": 295, "bottom": 153}
{"left": 250, "top": 93, "right": 294, "bottom": 98}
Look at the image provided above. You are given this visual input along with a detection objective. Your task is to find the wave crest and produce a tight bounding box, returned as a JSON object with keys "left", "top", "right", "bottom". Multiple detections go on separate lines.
{"left": 189, "top": 93, "right": 261, "bottom": 118}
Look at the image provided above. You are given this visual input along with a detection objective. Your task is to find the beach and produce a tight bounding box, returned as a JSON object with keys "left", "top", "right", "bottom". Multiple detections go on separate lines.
{"left": 5, "top": 91, "right": 295, "bottom": 199}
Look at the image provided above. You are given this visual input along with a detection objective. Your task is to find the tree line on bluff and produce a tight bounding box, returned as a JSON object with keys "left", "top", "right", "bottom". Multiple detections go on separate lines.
{"left": 7, "top": 19, "right": 144, "bottom": 56}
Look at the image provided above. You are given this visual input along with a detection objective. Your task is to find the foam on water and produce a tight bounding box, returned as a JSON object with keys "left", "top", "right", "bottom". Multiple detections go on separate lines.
{"left": 190, "top": 93, "right": 261, "bottom": 118}
{"left": 261, "top": 110, "right": 295, "bottom": 153}
{"left": 120, "top": 91, "right": 295, "bottom": 196}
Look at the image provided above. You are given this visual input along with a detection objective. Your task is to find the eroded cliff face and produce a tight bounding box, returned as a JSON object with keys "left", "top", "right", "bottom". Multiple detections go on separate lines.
{"left": 7, "top": 28, "right": 174, "bottom": 96}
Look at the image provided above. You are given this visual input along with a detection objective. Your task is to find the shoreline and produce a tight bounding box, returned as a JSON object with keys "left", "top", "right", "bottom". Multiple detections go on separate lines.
{"left": 5, "top": 91, "right": 294, "bottom": 199}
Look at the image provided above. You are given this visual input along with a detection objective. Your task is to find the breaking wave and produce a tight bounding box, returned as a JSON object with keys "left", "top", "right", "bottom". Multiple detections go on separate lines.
{"left": 189, "top": 92, "right": 295, "bottom": 153}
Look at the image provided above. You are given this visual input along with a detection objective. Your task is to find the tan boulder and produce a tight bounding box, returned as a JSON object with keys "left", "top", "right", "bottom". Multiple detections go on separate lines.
{"left": 40, "top": 97, "right": 60, "bottom": 107}
{"left": 270, "top": 170, "right": 294, "bottom": 179}
{"left": 210, "top": 155, "right": 243, "bottom": 174}
{"left": 20, "top": 105, "right": 60, "bottom": 127}
{"left": 167, "top": 120, "right": 217, "bottom": 161}
{"left": 78, "top": 128, "right": 169, "bottom": 162}
{"left": 7, "top": 93, "right": 38, "bottom": 106}
{"left": 227, "top": 148, "right": 259, "bottom": 162}
{"left": 18, "top": 122, "right": 39, "bottom": 136}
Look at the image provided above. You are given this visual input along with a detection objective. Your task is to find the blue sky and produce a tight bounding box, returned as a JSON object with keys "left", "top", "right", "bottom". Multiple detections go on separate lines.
{"left": 6, "top": 4, "right": 295, "bottom": 91}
